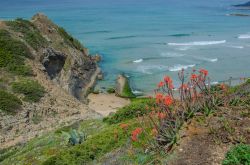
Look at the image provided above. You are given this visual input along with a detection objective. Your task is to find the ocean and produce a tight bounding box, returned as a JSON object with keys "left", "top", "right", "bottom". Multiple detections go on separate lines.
{"left": 1, "top": 0, "right": 250, "bottom": 94}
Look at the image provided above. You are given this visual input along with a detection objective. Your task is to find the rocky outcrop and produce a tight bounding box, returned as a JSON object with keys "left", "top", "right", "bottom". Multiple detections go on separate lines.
{"left": 115, "top": 74, "right": 135, "bottom": 98}
{"left": 0, "top": 13, "right": 101, "bottom": 149}
{"left": 41, "top": 48, "right": 66, "bottom": 79}
{"left": 31, "top": 13, "right": 98, "bottom": 100}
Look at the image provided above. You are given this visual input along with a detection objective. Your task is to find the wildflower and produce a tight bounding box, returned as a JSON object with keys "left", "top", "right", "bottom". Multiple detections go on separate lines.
{"left": 164, "top": 95, "right": 173, "bottom": 106}
{"left": 220, "top": 83, "right": 226, "bottom": 90}
{"left": 145, "top": 105, "right": 149, "bottom": 111}
{"left": 200, "top": 69, "right": 208, "bottom": 76}
{"left": 151, "top": 128, "right": 158, "bottom": 136}
{"left": 169, "top": 83, "right": 174, "bottom": 90}
{"left": 156, "top": 93, "right": 163, "bottom": 103}
{"left": 158, "top": 112, "right": 167, "bottom": 119}
{"left": 120, "top": 123, "right": 129, "bottom": 130}
{"left": 131, "top": 128, "right": 143, "bottom": 141}
{"left": 158, "top": 81, "right": 164, "bottom": 88}
{"left": 190, "top": 74, "right": 197, "bottom": 80}
{"left": 164, "top": 76, "right": 172, "bottom": 84}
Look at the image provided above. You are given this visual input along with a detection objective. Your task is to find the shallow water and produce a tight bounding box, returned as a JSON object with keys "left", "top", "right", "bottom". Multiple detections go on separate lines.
{"left": 1, "top": 0, "right": 250, "bottom": 94}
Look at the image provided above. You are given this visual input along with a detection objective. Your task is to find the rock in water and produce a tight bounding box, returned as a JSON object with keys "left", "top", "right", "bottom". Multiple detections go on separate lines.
{"left": 233, "top": 1, "right": 250, "bottom": 8}
{"left": 115, "top": 74, "right": 135, "bottom": 98}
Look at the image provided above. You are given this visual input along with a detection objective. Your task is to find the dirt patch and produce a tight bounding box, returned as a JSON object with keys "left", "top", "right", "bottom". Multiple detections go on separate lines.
{"left": 169, "top": 106, "right": 250, "bottom": 165}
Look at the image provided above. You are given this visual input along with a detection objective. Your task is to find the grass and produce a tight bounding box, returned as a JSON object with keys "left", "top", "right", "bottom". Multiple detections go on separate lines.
{"left": 0, "top": 29, "right": 33, "bottom": 76}
{"left": 12, "top": 79, "right": 45, "bottom": 102}
{"left": 6, "top": 18, "right": 48, "bottom": 50}
{"left": 57, "top": 27, "right": 84, "bottom": 51}
{"left": 42, "top": 120, "right": 138, "bottom": 165}
{"left": 0, "top": 89, "right": 22, "bottom": 114}
{"left": 223, "top": 144, "right": 250, "bottom": 165}
{"left": 106, "top": 87, "right": 115, "bottom": 94}
{"left": 103, "top": 98, "right": 155, "bottom": 124}
{"left": 0, "top": 119, "right": 139, "bottom": 165}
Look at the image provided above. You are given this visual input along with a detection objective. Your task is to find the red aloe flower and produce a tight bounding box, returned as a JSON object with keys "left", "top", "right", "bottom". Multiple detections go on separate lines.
{"left": 158, "top": 112, "right": 167, "bottom": 119}
{"left": 131, "top": 127, "right": 143, "bottom": 141}
{"left": 156, "top": 93, "right": 163, "bottom": 103}
{"left": 190, "top": 74, "right": 198, "bottom": 80}
{"left": 151, "top": 128, "right": 158, "bottom": 136}
{"left": 158, "top": 81, "right": 164, "bottom": 88}
{"left": 164, "top": 76, "right": 172, "bottom": 84}
{"left": 200, "top": 69, "right": 208, "bottom": 76}
{"left": 164, "top": 95, "right": 173, "bottom": 106}
{"left": 220, "top": 83, "right": 226, "bottom": 90}
{"left": 120, "top": 123, "right": 129, "bottom": 130}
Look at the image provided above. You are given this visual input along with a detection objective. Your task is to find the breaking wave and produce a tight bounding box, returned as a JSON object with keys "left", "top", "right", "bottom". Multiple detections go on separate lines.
{"left": 168, "top": 40, "right": 226, "bottom": 46}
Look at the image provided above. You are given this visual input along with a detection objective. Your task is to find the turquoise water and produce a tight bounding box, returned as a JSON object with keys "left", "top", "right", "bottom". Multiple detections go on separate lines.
{"left": 1, "top": 0, "right": 250, "bottom": 94}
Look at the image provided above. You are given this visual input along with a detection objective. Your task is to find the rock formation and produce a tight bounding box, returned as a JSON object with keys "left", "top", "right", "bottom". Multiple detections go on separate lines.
{"left": 0, "top": 13, "right": 101, "bottom": 149}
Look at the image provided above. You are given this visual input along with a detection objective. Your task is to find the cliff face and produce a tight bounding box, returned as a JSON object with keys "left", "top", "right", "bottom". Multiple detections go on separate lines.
{"left": 0, "top": 13, "right": 101, "bottom": 148}
{"left": 32, "top": 13, "right": 98, "bottom": 100}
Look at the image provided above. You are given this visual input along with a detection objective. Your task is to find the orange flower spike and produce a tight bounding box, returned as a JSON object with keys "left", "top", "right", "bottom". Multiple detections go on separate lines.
{"left": 220, "top": 83, "right": 226, "bottom": 90}
{"left": 164, "top": 76, "right": 172, "bottom": 83}
{"left": 131, "top": 128, "right": 143, "bottom": 141}
{"left": 158, "top": 81, "right": 164, "bottom": 88}
{"left": 151, "top": 128, "right": 158, "bottom": 136}
{"left": 158, "top": 112, "right": 167, "bottom": 119}
{"left": 156, "top": 93, "right": 163, "bottom": 103}
{"left": 169, "top": 83, "right": 174, "bottom": 90}
{"left": 190, "top": 74, "right": 198, "bottom": 80}
{"left": 120, "top": 123, "right": 129, "bottom": 130}
{"left": 164, "top": 95, "right": 173, "bottom": 106}
{"left": 200, "top": 69, "right": 208, "bottom": 76}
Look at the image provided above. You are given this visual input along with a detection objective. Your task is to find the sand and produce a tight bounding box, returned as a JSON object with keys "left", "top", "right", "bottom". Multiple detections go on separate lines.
{"left": 88, "top": 93, "right": 131, "bottom": 117}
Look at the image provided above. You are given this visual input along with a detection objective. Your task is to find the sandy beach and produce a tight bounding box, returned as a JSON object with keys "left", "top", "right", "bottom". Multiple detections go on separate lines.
{"left": 87, "top": 93, "right": 131, "bottom": 116}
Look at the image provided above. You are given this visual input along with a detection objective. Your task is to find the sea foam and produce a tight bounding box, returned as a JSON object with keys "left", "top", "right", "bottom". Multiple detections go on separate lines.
{"left": 137, "top": 65, "right": 167, "bottom": 74}
{"left": 238, "top": 34, "right": 250, "bottom": 39}
{"left": 133, "top": 59, "right": 143, "bottom": 63}
{"left": 169, "top": 64, "right": 195, "bottom": 72}
{"left": 160, "top": 52, "right": 185, "bottom": 57}
{"left": 168, "top": 40, "right": 226, "bottom": 46}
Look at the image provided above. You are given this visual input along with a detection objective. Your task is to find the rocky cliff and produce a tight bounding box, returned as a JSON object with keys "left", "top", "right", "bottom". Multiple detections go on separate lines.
{"left": 0, "top": 13, "right": 101, "bottom": 148}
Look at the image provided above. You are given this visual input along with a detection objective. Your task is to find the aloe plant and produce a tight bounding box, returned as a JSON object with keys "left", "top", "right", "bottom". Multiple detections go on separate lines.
{"left": 62, "top": 129, "right": 87, "bottom": 146}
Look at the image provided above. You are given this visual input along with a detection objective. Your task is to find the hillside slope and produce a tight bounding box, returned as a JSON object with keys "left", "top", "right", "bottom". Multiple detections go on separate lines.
{"left": 0, "top": 13, "right": 101, "bottom": 149}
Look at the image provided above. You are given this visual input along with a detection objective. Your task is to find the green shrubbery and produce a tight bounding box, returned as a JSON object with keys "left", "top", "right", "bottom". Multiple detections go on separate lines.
{"left": 103, "top": 98, "right": 155, "bottom": 124}
{"left": 223, "top": 144, "right": 250, "bottom": 165}
{"left": 0, "top": 29, "right": 33, "bottom": 76}
{"left": 58, "top": 27, "right": 84, "bottom": 51}
{"left": 107, "top": 87, "right": 115, "bottom": 94}
{"left": 43, "top": 121, "right": 137, "bottom": 165}
{"left": 12, "top": 79, "right": 45, "bottom": 102}
{"left": 6, "top": 18, "right": 47, "bottom": 50}
{"left": 0, "top": 90, "right": 22, "bottom": 114}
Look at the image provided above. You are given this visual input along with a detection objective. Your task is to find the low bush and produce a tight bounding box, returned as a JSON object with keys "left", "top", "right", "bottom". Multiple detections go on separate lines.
{"left": 0, "top": 89, "right": 22, "bottom": 114}
{"left": 42, "top": 121, "right": 137, "bottom": 165}
{"left": 103, "top": 98, "right": 155, "bottom": 124}
{"left": 12, "top": 79, "right": 45, "bottom": 102}
{"left": 107, "top": 87, "right": 115, "bottom": 94}
{"left": 58, "top": 27, "right": 84, "bottom": 51}
{"left": 6, "top": 18, "right": 48, "bottom": 50}
{"left": 0, "top": 29, "right": 33, "bottom": 76}
{"left": 223, "top": 144, "right": 250, "bottom": 165}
